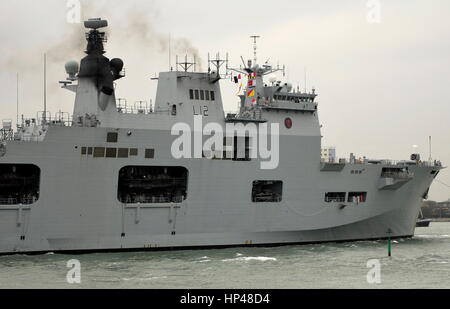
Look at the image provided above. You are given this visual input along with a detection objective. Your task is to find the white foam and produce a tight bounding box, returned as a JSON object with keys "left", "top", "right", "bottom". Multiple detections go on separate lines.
{"left": 222, "top": 256, "right": 277, "bottom": 262}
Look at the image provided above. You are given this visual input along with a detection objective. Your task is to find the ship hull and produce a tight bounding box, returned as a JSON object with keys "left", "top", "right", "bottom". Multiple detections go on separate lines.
{"left": 0, "top": 126, "right": 440, "bottom": 254}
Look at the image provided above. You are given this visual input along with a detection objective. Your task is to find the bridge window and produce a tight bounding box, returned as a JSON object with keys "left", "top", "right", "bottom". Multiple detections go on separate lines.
{"left": 200, "top": 90, "right": 205, "bottom": 100}
{"left": 194, "top": 90, "right": 200, "bottom": 100}
{"left": 252, "top": 181, "right": 283, "bottom": 203}
{"left": 0, "top": 164, "right": 40, "bottom": 205}
{"left": 94, "top": 147, "right": 106, "bottom": 158}
{"left": 189, "top": 89, "right": 194, "bottom": 100}
{"left": 118, "top": 166, "right": 188, "bottom": 204}
{"left": 325, "top": 192, "right": 346, "bottom": 203}
{"left": 129, "top": 148, "right": 138, "bottom": 156}
{"left": 348, "top": 192, "right": 367, "bottom": 203}
{"left": 210, "top": 91, "right": 215, "bottom": 101}
{"left": 205, "top": 90, "right": 210, "bottom": 100}
{"left": 105, "top": 148, "right": 117, "bottom": 158}
{"left": 118, "top": 148, "right": 129, "bottom": 158}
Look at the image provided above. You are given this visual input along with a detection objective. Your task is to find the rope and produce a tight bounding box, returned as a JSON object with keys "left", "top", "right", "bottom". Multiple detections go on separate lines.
{"left": 436, "top": 179, "right": 450, "bottom": 189}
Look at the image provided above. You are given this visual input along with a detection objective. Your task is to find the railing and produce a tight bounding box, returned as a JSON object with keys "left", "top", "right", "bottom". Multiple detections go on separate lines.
{"left": 0, "top": 197, "right": 36, "bottom": 205}
{"left": 333, "top": 158, "right": 443, "bottom": 168}
{"left": 381, "top": 171, "right": 414, "bottom": 180}
{"left": 264, "top": 101, "right": 317, "bottom": 112}
{"left": 19, "top": 112, "right": 74, "bottom": 129}
{"left": 122, "top": 196, "right": 184, "bottom": 204}
{"left": 225, "top": 107, "right": 266, "bottom": 122}
{"left": 325, "top": 197, "right": 346, "bottom": 203}
{"left": 0, "top": 129, "right": 14, "bottom": 142}
{"left": 116, "top": 99, "right": 159, "bottom": 115}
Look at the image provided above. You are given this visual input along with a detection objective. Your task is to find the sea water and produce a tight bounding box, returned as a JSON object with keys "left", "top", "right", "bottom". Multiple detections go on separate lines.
{"left": 0, "top": 223, "right": 449, "bottom": 289}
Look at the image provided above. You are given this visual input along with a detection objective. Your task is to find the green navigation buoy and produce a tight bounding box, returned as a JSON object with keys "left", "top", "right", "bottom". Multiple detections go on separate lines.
{"left": 387, "top": 229, "right": 393, "bottom": 257}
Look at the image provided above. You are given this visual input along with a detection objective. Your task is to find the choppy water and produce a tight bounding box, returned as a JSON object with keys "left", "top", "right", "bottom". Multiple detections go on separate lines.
{"left": 1, "top": 223, "right": 449, "bottom": 289}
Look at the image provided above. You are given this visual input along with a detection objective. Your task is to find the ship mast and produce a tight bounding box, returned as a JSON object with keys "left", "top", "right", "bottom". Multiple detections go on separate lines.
{"left": 43, "top": 53, "right": 47, "bottom": 124}
{"left": 250, "top": 35, "right": 260, "bottom": 65}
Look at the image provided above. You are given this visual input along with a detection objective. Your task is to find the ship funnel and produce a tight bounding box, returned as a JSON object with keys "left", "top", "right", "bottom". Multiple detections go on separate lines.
{"left": 84, "top": 18, "right": 108, "bottom": 30}
{"left": 65, "top": 60, "right": 79, "bottom": 81}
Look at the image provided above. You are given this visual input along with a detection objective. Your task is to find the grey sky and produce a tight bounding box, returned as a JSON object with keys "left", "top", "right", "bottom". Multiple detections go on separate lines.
{"left": 0, "top": 0, "right": 449, "bottom": 201}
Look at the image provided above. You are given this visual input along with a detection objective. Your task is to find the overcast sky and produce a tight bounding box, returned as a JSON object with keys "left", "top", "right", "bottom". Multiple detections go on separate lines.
{"left": 0, "top": 0, "right": 449, "bottom": 201}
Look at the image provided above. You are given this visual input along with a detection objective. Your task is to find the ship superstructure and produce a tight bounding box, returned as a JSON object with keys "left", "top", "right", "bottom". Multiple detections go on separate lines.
{"left": 0, "top": 19, "right": 444, "bottom": 254}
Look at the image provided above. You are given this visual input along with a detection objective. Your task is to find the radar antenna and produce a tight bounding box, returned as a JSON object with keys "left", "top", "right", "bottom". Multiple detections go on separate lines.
{"left": 228, "top": 37, "right": 285, "bottom": 77}
{"left": 176, "top": 55, "right": 196, "bottom": 72}
{"left": 250, "top": 35, "right": 260, "bottom": 65}
{"left": 207, "top": 53, "right": 229, "bottom": 83}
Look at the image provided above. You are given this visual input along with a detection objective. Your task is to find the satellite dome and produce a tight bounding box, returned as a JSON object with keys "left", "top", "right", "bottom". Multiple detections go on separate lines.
{"left": 110, "top": 58, "right": 124, "bottom": 72}
{"left": 268, "top": 74, "right": 277, "bottom": 84}
{"left": 65, "top": 61, "right": 79, "bottom": 80}
{"left": 285, "top": 83, "right": 293, "bottom": 92}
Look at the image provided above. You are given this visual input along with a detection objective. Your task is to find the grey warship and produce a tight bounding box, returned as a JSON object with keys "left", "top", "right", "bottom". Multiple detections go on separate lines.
{"left": 0, "top": 19, "right": 444, "bottom": 254}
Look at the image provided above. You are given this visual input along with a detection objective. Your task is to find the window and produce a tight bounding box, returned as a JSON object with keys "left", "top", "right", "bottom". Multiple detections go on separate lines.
{"left": 348, "top": 192, "right": 367, "bottom": 203}
{"left": 105, "top": 148, "right": 117, "bottom": 158}
{"left": 325, "top": 192, "right": 346, "bottom": 203}
{"left": 81, "top": 147, "right": 87, "bottom": 155}
{"left": 210, "top": 91, "right": 215, "bottom": 101}
{"left": 0, "top": 164, "right": 40, "bottom": 205}
{"left": 189, "top": 89, "right": 194, "bottom": 100}
{"left": 252, "top": 181, "right": 283, "bottom": 203}
{"left": 93, "top": 147, "right": 106, "bottom": 158}
{"left": 194, "top": 90, "right": 200, "bottom": 100}
{"left": 200, "top": 90, "right": 205, "bottom": 100}
{"left": 118, "top": 148, "right": 129, "bottom": 158}
{"left": 118, "top": 166, "right": 188, "bottom": 204}
{"left": 205, "top": 90, "right": 210, "bottom": 101}
{"left": 129, "top": 148, "right": 138, "bottom": 156}
{"left": 87, "top": 147, "right": 93, "bottom": 155}
{"left": 171, "top": 105, "right": 177, "bottom": 116}
{"left": 145, "top": 149, "right": 155, "bottom": 159}
{"left": 107, "top": 132, "right": 118, "bottom": 143}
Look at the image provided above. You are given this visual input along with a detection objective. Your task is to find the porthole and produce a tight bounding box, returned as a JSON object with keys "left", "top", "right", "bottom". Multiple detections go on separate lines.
{"left": 285, "top": 118, "right": 293, "bottom": 129}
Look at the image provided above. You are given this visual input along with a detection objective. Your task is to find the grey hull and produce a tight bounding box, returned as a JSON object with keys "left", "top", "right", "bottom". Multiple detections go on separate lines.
{"left": 0, "top": 126, "right": 439, "bottom": 254}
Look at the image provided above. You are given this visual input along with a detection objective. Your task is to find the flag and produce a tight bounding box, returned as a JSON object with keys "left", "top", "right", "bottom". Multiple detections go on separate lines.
{"left": 248, "top": 80, "right": 254, "bottom": 87}
{"left": 236, "top": 82, "right": 243, "bottom": 94}
{"left": 238, "top": 74, "right": 241, "bottom": 79}
{"left": 247, "top": 89, "right": 255, "bottom": 97}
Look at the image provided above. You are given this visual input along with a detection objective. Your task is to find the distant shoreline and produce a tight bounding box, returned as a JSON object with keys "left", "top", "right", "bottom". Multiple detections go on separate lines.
{"left": 430, "top": 219, "right": 450, "bottom": 223}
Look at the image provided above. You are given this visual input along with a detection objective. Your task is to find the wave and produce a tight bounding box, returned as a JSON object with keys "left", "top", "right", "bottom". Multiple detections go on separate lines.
{"left": 222, "top": 256, "right": 277, "bottom": 262}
